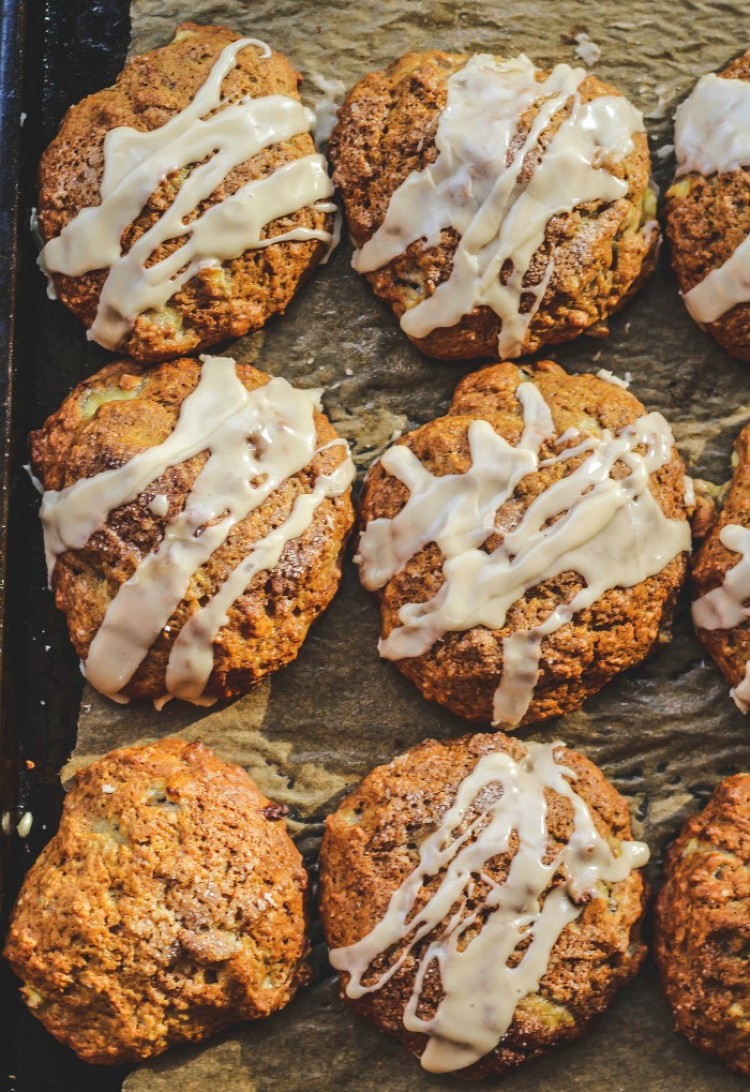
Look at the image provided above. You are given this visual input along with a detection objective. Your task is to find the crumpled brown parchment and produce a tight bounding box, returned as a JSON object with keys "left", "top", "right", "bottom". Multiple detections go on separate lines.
{"left": 60, "top": 2, "right": 750, "bottom": 1087}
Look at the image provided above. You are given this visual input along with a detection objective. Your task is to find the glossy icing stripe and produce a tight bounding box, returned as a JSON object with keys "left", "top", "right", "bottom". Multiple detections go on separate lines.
{"left": 353, "top": 54, "right": 643, "bottom": 356}
{"left": 330, "top": 741, "right": 649, "bottom": 1073}
{"left": 675, "top": 73, "right": 750, "bottom": 324}
{"left": 357, "top": 380, "right": 689, "bottom": 726}
{"left": 40, "top": 37, "right": 335, "bottom": 348}
{"left": 675, "top": 73, "right": 750, "bottom": 179}
{"left": 41, "top": 356, "right": 354, "bottom": 705}
{"left": 692, "top": 522, "right": 750, "bottom": 714}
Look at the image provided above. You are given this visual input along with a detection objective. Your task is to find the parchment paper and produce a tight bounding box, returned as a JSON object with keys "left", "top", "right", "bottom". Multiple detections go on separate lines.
{"left": 63, "top": 2, "right": 750, "bottom": 1088}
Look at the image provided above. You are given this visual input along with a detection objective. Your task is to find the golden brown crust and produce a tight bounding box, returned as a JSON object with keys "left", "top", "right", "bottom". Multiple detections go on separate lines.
{"left": 30, "top": 357, "right": 354, "bottom": 703}
{"left": 654, "top": 774, "right": 750, "bottom": 1077}
{"left": 319, "top": 732, "right": 648, "bottom": 1078}
{"left": 691, "top": 423, "right": 750, "bottom": 689}
{"left": 3, "top": 739, "right": 311, "bottom": 1065}
{"left": 358, "top": 360, "right": 689, "bottom": 726}
{"left": 37, "top": 23, "right": 332, "bottom": 362}
{"left": 329, "top": 51, "right": 657, "bottom": 360}
{"left": 665, "top": 50, "right": 750, "bottom": 362}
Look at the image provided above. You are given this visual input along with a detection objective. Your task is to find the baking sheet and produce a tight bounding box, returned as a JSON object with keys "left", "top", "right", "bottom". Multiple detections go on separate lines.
{"left": 56, "top": 0, "right": 750, "bottom": 1088}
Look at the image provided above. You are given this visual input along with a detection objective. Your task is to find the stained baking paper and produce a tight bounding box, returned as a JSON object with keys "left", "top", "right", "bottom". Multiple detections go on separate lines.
{"left": 61, "top": 2, "right": 750, "bottom": 1088}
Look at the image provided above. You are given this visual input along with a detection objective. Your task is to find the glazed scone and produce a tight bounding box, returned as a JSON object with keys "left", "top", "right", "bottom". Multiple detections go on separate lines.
{"left": 654, "top": 774, "right": 750, "bottom": 1077}
{"left": 31, "top": 354, "right": 354, "bottom": 706}
{"left": 692, "top": 423, "right": 750, "bottom": 711}
{"left": 36, "top": 23, "right": 335, "bottom": 362}
{"left": 3, "top": 739, "right": 311, "bottom": 1065}
{"left": 666, "top": 50, "right": 750, "bottom": 361}
{"left": 356, "top": 360, "right": 690, "bottom": 728}
{"left": 329, "top": 51, "right": 657, "bottom": 361}
{"left": 320, "top": 733, "right": 649, "bottom": 1078}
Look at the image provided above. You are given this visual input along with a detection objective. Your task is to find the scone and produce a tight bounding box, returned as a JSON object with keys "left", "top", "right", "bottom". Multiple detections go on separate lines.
{"left": 666, "top": 49, "right": 750, "bottom": 361}
{"left": 356, "top": 360, "right": 690, "bottom": 728}
{"left": 654, "top": 774, "right": 750, "bottom": 1076}
{"left": 36, "top": 23, "right": 336, "bottom": 362}
{"left": 692, "top": 422, "right": 750, "bottom": 711}
{"left": 31, "top": 354, "right": 355, "bottom": 706}
{"left": 320, "top": 732, "right": 649, "bottom": 1078}
{"left": 329, "top": 51, "right": 657, "bottom": 360}
{"left": 3, "top": 739, "right": 311, "bottom": 1065}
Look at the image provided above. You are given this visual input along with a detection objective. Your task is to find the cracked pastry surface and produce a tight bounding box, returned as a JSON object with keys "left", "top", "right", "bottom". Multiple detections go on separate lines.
{"left": 654, "top": 773, "right": 750, "bottom": 1077}
{"left": 329, "top": 50, "right": 657, "bottom": 360}
{"left": 665, "top": 49, "right": 750, "bottom": 362}
{"left": 36, "top": 22, "right": 334, "bottom": 362}
{"left": 691, "top": 422, "right": 750, "bottom": 711}
{"left": 30, "top": 355, "right": 354, "bottom": 705}
{"left": 319, "top": 732, "right": 649, "bottom": 1078}
{"left": 3, "top": 738, "right": 311, "bottom": 1065}
{"left": 356, "top": 360, "right": 690, "bottom": 728}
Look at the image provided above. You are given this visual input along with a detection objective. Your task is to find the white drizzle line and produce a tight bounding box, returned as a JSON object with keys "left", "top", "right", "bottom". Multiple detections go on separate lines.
{"left": 39, "top": 38, "right": 335, "bottom": 350}
{"left": 40, "top": 356, "right": 355, "bottom": 706}
{"left": 357, "top": 380, "right": 689, "bottom": 727}
{"left": 683, "top": 234, "right": 750, "bottom": 325}
{"left": 674, "top": 73, "right": 750, "bottom": 325}
{"left": 675, "top": 73, "right": 750, "bottom": 179}
{"left": 692, "top": 522, "right": 750, "bottom": 713}
{"left": 330, "top": 741, "right": 649, "bottom": 1074}
{"left": 308, "top": 73, "right": 347, "bottom": 264}
{"left": 353, "top": 54, "right": 643, "bottom": 357}
{"left": 309, "top": 73, "right": 346, "bottom": 147}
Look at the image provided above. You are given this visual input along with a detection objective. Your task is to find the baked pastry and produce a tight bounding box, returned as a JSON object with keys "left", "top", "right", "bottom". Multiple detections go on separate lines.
{"left": 666, "top": 50, "right": 750, "bottom": 361}
{"left": 36, "top": 23, "right": 336, "bottom": 362}
{"left": 31, "top": 354, "right": 354, "bottom": 706}
{"left": 356, "top": 360, "right": 690, "bottom": 728}
{"left": 692, "top": 422, "right": 750, "bottom": 711}
{"left": 320, "top": 732, "right": 649, "bottom": 1078}
{"left": 329, "top": 50, "right": 657, "bottom": 360}
{"left": 3, "top": 739, "right": 310, "bottom": 1065}
{"left": 654, "top": 774, "right": 750, "bottom": 1076}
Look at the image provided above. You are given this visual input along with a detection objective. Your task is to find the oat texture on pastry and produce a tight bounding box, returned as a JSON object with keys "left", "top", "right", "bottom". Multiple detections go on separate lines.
{"left": 692, "top": 422, "right": 750, "bottom": 711}
{"left": 36, "top": 23, "right": 335, "bottom": 361}
{"left": 320, "top": 732, "right": 649, "bottom": 1078}
{"left": 31, "top": 355, "right": 355, "bottom": 707}
{"left": 654, "top": 773, "right": 750, "bottom": 1077}
{"left": 3, "top": 738, "right": 311, "bottom": 1065}
{"left": 356, "top": 360, "right": 690, "bottom": 728}
{"left": 329, "top": 51, "right": 657, "bottom": 360}
{"left": 666, "top": 49, "right": 750, "bottom": 362}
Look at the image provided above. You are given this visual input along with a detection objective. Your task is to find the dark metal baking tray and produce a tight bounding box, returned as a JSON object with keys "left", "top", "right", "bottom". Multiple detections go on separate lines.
{"left": 0, "top": 2, "right": 132, "bottom": 1088}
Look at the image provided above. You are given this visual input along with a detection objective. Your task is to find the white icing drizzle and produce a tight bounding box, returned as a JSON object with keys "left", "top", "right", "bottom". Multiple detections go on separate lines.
{"left": 675, "top": 73, "right": 750, "bottom": 179}
{"left": 353, "top": 54, "right": 643, "bottom": 357}
{"left": 683, "top": 234, "right": 750, "bottom": 325}
{"left": 357, "top": 380, "right": 689, "bottom": 726}
{"left": 692, "top": 522, "right": 750, "bottom": 714}
{"left": 329, "top": 741, "right": 649, "bottom": 1074}
{"left": 310, "top": 73, "right": 346, "bottom": 146}
{"left": 39, "top": 38, "right": 335, "bottom": 350}
{"left": 673, "top": 73, "right": 750, "bottom": 325}
{"left": 40, "top": 356, "right": 354, "bottom": 706}
{"left": 692, "top": 524, "right": 750, "bottom": 632}
{"left": 319, "top": 206, "right": 343, "bottom": 266}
